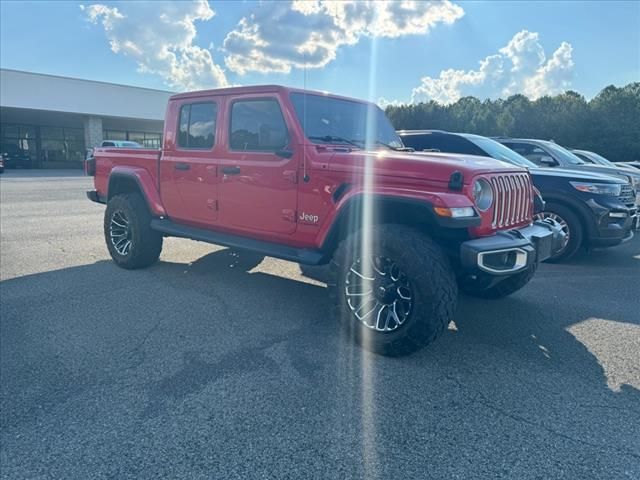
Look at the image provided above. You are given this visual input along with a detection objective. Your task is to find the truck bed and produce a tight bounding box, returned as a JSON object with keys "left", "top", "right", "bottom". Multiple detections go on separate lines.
{"left": 94, "top": 147, "right": 159, "bottom": 198}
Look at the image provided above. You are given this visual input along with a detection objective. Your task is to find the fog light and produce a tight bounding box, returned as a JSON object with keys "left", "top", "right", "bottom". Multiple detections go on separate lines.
{"left": 477, "top": 248, "right": 528, "bottom": 274}
{"left": 609, "top": 212, "right": 628, "bottom": 218}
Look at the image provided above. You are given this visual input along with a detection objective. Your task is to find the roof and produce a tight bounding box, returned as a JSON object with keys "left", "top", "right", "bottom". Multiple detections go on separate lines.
{"left": 0, "top": 68, "right": 173, "bottom": 120}
{"left": 396, "top": 129, "right": 452, "bottom": 135}
{"left": 492, "top": 137, "right": 551, "bottom": 145}
{"left": 170, "top": 84, "right": 375, "bottom": 105}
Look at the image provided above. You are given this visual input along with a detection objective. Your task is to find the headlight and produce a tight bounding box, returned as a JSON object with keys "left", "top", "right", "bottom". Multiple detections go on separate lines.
{"left": 570, "top": 182, "right": 622, "bottom": 196}
{"left": 472, "top": 178, "right": 494, "bottom": 211}
{"left": 630, "top": 176, "right": 640, "bottom": 190}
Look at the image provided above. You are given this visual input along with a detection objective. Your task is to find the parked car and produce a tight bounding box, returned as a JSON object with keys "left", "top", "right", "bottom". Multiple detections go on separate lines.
{"left": 495, "top": 138, "right": 639, "bottom": 226}
{"left": 86, "top": 85, "right": 564, "bottom": 356}
{"left": 1, "top": 144, "right": 32, "bottom": 169}
{"left": 571, "top": 149, "right": 639, "bottom": 173}
{"left": 399, "top": 130, "right": 635, "bottom": 261}
{"left": 494, "top": 138, "right": 640, "bottom": 194}
{"left": 100, "top": 140, "right": 143, "bottom": 148}
{"left": 615, "top": 161, "right": 640, "bottom": 170}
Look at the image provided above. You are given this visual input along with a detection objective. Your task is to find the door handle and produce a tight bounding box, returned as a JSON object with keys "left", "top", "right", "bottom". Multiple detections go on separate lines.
{"left": 175, "top": 162, "right": 190, "bottom": 171}
{"left": 222, "top": 166, "right": 241, "bottom": 175}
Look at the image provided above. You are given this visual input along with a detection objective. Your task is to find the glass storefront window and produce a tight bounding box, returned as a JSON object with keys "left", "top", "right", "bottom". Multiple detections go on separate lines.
{"left": 104, "top": 130, "right": 127, "bottom": 141}
{"left": 104, "top": 130, "right": 162, "bottom": 148}
{"left": 144, "top": 133, "right": 162, "bottom": 148}
{"left": 1, "top": 123, "right": 39, "bottom": 168}
{"left": 2, "top": 125, "right": 20, "bottom": 138}
{"left": 41, "top": 126, "right": 64, "bottom": 139}
{"left": 1, "top": 122, "right": 163, "bottom": 168}
{"left": 128, "top": 132, "right": 146, "bottom": 146}
{"left": 41, "top": 138, "right": 67, "bottom": 163}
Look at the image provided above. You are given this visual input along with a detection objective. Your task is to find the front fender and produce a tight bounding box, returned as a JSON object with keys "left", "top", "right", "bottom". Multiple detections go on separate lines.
{"left": 318, "top": 187, "right": 478, "bottom": 249}
{"left": 108, "top": 166, "right": 166, "bottom": 217}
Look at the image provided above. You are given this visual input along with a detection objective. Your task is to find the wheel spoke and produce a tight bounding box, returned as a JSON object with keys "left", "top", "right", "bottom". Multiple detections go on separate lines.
{"left": 355, "top": 299, "right": 378, "bottom": 321}
{"left": 391, "top": 303, "right": 402, "bottom": 327}
{"left": 397, "top": 286, "right": 411, "bottom": 300}
{"left": 111, "top": 218, "right": 127, "bottom": 229}
{"left": 109, "top": 210, "right": 133, "bottom": 256}
{"left": 345, "top": 255, "right": 413, "bottom": 332}
{"left": 346, "top": 285, "right": 373, "bottom": 297}
{"left": 350, "top": 266, "right": 375, "bottom": 282}
{"left": 383, "top": 307, "right": 392, "bottom": 331}
{"left": 370, "top": 255, "right": 386, "bottom": 276}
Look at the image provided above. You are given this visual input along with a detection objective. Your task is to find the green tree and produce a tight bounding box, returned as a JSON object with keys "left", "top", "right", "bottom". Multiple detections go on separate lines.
{"left": 385, "top": 83, "right": 640, "bottom": 161}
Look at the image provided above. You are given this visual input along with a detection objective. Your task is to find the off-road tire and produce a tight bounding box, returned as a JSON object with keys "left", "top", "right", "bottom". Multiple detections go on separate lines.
{"left": 104, "top": 193, "right": 163, "bottom": 269}
{"left": 328, "top": 224, "right": 457, "bottom": 356}
{"left": 537, "top": 203, "right": 583, "bottom": 262}
{"left": 458, "top": 263, "right": 537, "bottom": 299}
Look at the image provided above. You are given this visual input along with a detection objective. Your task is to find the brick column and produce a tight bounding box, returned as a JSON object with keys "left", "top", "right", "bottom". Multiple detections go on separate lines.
{"left": 83, "top": 116, "right": 103, "bottom": 149}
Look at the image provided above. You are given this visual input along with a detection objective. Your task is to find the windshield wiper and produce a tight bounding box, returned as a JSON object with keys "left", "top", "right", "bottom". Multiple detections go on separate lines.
{"left": 308, "top": 136, "right": 413, "bottom": 152}
{"left": 371, "top": 140, "right": 414, "bottom": 152}
{"left": 308, "top": 135, "right": 362, "bottom": 149}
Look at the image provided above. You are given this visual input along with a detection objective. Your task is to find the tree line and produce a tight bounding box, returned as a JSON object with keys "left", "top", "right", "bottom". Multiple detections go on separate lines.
{"left": 385, "top": 83, "right": 640, "bottom": 162}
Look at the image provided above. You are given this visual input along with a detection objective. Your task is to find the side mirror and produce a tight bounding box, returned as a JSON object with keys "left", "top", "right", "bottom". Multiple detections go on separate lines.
{"left": 539, "top": 155, "right": 557, "bottom": 166}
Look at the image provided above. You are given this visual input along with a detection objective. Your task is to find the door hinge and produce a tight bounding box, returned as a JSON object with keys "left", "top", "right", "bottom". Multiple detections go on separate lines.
{"left": 283, "top": 170, "right": 298, "bottom": 184}
{"left": 207, "top": 199, "right": 219, "bottom": 211}
{"left": 282, "top": 209, "right": 296, "bottom": 222}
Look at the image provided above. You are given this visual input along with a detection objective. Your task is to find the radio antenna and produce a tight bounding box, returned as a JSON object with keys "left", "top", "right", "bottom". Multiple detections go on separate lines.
{"left": 302, "top": 56, "right": 309, "bottom": 182}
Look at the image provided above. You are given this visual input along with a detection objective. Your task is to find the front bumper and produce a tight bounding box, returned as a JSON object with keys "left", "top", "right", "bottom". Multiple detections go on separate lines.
{"left": 585, "top": 197, "right": 637, "bottom": 245}
{"left": 460, "top": 219, "right": 565, "bottom": 275}
{"left": 86, "top": 190, "right": 105, "bottom": 204}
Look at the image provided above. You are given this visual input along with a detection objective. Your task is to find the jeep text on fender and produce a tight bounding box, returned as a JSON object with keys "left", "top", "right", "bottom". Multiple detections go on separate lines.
{"left": 87, "top": 85, "right": 564, "bottom": 356}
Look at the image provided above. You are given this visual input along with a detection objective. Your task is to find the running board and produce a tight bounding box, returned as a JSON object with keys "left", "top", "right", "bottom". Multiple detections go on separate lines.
{"left": 150, "top": 218, "right": 326, "bottom": 265}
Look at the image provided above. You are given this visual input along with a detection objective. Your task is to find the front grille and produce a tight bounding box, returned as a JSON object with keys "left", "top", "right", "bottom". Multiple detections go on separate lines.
{"left": 618, "top": 184, "right": 635, "bottom": 207}
{"left": 489, "top": 173, "right": 533, "bottom": 229}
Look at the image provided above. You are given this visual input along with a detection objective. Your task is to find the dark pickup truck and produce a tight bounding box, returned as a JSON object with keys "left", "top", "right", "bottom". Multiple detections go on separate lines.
{"left": 87, "top": 85, "right": 563, "bottom": 355}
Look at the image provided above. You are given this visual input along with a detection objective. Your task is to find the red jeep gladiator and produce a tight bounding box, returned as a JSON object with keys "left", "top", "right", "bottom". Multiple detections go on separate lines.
{"left": 87, "top": 85, "right": 563, "bottom": 355}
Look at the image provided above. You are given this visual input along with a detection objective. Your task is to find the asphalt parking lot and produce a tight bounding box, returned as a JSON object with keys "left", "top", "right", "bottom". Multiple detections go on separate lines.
{"left": 1, "top": 170, "right": 639, "bottom": 479}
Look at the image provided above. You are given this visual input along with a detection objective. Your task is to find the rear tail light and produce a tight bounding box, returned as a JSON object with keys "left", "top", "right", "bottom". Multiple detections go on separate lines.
{"left": 85, "top": 149, "right": 96, "bottom": 176}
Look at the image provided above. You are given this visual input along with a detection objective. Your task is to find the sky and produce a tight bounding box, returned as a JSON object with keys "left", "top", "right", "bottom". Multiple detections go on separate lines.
{"left": 1, "top": 0, "right": 638, "bottom": 105}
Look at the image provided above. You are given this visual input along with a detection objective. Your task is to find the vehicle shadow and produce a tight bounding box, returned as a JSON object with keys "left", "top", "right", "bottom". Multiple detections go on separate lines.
{"left": 1, "top": 246, "right": 639, "bottom": 477}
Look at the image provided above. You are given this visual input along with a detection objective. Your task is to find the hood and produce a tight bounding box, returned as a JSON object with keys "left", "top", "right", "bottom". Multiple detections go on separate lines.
{"left": 328, "top": 149, "right": 526, "bottom": 184}
{"left": 551, "top": 164, "right": 637, "bottom": 183}
{"left": 529, "top": 167, "right": 627, "bottom": 183}
{"left": 580, "top": 163, "right": 640, "bottom": 181}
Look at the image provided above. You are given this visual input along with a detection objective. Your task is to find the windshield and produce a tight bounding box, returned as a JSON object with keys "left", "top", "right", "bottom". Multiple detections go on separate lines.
{"left": 290, "top": 92, "right": 403, "bottom": 149}
{"left": 583, "top": 151, "right": 615, "bottom": 167}
{"left": 465, "top": 135, "right": 537, "bottom": 168}
{"left": 544, "top": 141, "right": 585, "bottom": 165}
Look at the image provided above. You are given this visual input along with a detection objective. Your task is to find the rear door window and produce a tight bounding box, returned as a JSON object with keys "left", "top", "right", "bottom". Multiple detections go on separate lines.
{"left": 177, "top": 102, "right": 217, "bottom": 149}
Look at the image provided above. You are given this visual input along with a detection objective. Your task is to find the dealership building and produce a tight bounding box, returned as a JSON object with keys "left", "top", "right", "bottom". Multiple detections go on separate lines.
{"left": 0, "top": 69, "right": 173, "bottom": 169}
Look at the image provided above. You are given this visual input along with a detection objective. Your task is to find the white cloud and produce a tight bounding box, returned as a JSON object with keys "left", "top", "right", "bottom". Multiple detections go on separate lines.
{"left": 81, "top": 1, "right": 227, "bottom": 90}
{"left": 411, "top": 30, "right": 574, "bottom": 104}
{"left": 377, "top": 97, "right": 402, "bottom": 109}
{"left": 223, "top": 0, "right": 464, "bottom": 75}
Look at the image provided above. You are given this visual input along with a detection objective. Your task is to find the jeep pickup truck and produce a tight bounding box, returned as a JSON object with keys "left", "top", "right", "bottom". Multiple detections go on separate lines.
{"left": 87, "top": 85, "right": 563, "bottom": 355}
